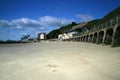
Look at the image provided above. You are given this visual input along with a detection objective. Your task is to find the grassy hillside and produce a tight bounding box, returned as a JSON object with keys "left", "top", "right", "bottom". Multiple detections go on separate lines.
{"left": 59, "top": 22, "right": 77, "bottom": 33}
{"left": 47, "top": 7, "right": 120, "bottom": 39}
{"left": 47, "top": 29, "right": 61, "bottom": 39}
{"left": 97, "top": 6, "right": 120, "bottom": 25}
{"left": 47, "top": 22, "right": 77, "bottom": 39}
{"left": 87, "top": 7, "right": 120, "bottom": 28}
{"left": 86, "top": 19, "right": 101, "bottom": 29}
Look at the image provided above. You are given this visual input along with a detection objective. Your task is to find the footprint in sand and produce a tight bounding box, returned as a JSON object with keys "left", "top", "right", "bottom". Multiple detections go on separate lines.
{"left": 46, "top": 64, "right": 59, "bottom": 72}
{"left": 47, "top": 64, "right": 58, "bottom": 67}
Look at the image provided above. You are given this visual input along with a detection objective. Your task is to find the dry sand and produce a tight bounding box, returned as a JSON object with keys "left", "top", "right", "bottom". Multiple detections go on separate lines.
{"left": 0, "top": 42, "right": 120, "bottom": 80}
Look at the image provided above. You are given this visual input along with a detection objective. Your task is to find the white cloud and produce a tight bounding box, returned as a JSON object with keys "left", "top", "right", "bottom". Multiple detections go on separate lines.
{"left": 0, "top": 20, "right": 12, "bottom": 27}
{"left": 39, "top": 16, "right": 74, "bottom": 27}
{"left": 0, "top": 16, "right": 74, "bottom": 29}
{"left": 0, "top": 16, "right": 74, "bottom": 40}
{"left": 12, "top": 18, "right": 41, "bottom": 28}
{"left": 4, "top": 18, "right": 41, "bottom": 30}
{"left": 76, "top": 14, "right": 94, "bottom": 22}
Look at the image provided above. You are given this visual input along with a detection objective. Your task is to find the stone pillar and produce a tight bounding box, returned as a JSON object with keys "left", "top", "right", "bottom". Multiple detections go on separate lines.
{"left": 79, "top": 37, "right": 81, "bottom": 42}
{"left": 86, "top": 36, "right": 88, "bottom": 42}
{"left": 84, "top": 36, "right": 86, "bottom": 42}
{"left": 111, "top": 25, "right": 117, "bottom": 47}
{"left": 88, "top": 35, "right": 91, "bottom": 43}
{"left": 77, "top": 37, "right": 78, "bottom": 42}
{"left": 81, "top": 37, "right": 83, "bottom": 42}
{"left": 102, "top": 30, "right": 106, "bottom": 45}
{"left": 81, "top": 37, "right": 82, "bottom": 42}
{"left": 38, "top": 33, "right": 41, "bottom": 42}
{"left": 82, "top": 37, "right": 84, "bottom": 42}
{"left": 92, "top": 34, "right": 95, "bottom": 43}
{"left": 89, "top": 35, "right": 91, "bottom": 43}
{"left": 91, "top": 34, "right": 94, "bottom": 43}
{"left": 96, "top": 32, "right": 99, "bottom": 44}
{"left": 44, "top": 33, "right": 47, "bottom": 40}
{"left": 78, "top": 37, "right": 80, "bottom": 42}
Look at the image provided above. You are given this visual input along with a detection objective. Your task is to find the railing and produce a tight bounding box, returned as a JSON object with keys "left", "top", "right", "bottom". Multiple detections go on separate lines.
{"left": 90, "top": 15, "right": 120, "bottom": 33}
{"left": 79, "top": 15, "right": 120, "bottom": 36}
{"left": 72, "top": 15, "right": 120, "bottom": 37}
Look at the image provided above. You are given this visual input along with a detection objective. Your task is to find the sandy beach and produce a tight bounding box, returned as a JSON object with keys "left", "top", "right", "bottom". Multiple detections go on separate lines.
{"left": 0, "top": 42, "right": 120, "bottom": 80}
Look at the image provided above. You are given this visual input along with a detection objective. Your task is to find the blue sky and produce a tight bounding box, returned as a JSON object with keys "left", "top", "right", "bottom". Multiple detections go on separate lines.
{"left": 0, "top": 0, "right": 120, "bottom": 40}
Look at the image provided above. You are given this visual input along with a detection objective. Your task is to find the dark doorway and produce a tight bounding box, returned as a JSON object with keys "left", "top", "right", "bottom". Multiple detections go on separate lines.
{"left": 105, "top": 28, "right": 113, "bottom": 45}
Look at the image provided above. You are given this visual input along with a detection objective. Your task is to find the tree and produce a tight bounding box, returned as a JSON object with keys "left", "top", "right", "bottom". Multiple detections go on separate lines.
{"left": 21, "top": 34, "right": 30, "bottom": 40}
{"left": 47, "top": 22, "right": 78, "bottom": 39}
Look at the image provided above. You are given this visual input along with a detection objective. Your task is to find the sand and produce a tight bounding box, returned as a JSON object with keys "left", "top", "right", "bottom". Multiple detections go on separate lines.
{"left": 0, "top": 42, "right": 120, "bottom": 80}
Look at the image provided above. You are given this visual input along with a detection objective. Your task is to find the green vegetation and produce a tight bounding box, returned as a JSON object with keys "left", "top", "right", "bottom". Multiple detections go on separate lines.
{"left": 47, "top": 7, "right": 120, "bottom": 39}
{"left": 21, "top": 35, "right": 30, "bottom": 40}
{"left": 47, "top": 22, "right": 77, "bottom": 39}
{"left": 47, "top": 29, "right": 61, "bottom": 39}
{"left": 59, "top": 22, "right": 77, "bottom": 33}
{"left": 86, "top": 7, "right": 120, "bottom": 28}
{"left": 97, "top": 7, "right": 120, "bottom": 25}
{"left": 86, "top": 19, "right": 101, "bottom": 29}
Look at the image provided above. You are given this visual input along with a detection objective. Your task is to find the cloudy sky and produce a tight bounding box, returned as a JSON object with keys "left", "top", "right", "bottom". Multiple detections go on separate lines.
{"left": 0, "top": 0, "right": 120, "bottom": 40}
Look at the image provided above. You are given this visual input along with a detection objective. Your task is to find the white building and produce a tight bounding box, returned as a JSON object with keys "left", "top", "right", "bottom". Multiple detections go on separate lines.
{"left": 38, "top": 33, "right": 46, "bottom": 42}
{"left": 58, "top": 32, "right": 77, "bottom": 41}
{"left": 58, "top": 33, "right": 69, "bottom": 41}
{"left": 58, "top": 22, "right": 88, "bottom": 41}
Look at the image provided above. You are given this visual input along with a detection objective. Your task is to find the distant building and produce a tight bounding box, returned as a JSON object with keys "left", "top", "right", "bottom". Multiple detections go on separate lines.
{"left": 58, "top": 34, "right": 63, "bottom": 41}
{"left": 21, "top": 35, "right": 30, "bottom": 42}
{"left": 28, "top": 37, "right": 37, "bottom": 42}
{"left": 38, "top": 33, "right": 47, "bottom": 42}
{"left": 58, "top": 33, "right": 70, "bottom": 41}
{"left": 58, "top": 22, "right": 88, "bottom": 41}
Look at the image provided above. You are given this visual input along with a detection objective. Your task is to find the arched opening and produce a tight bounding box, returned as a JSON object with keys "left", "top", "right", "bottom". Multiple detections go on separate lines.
{"left": 74, "top": 37, "right": 77, "bottom": 42}
{"left": 81, "top": 36, "right": 83, "bottom": 42}
{"left": 83, "top": 36, "right": 86, "bottom": 42}
{"left": 77, "top": 37, "right": 80, "bottom": 41}
{"left": 71, "top": 38, "right": 73, "bottom": 41}
{"left": 77, "top": 37, "right": 79, "bottom": 42}
{"left": 79, "top": 37, "right": 81, "bottom": 42}
{"left": 114, "top": 26, "right": 120, "bottom": 46}
{"left": 105, "top": 28, "right": 113, "bottom": 45}
{"left": 98, "top": 31, "right": 104, "bottom": 44}
{"left": 89, "top": 34, "right": 93, "bottom": 42}
{"left": 85, "top": 35, "right": 89, "bottom": 42}
{"left": 93, "top": 32, "right": 97, "bottom": 43}
{"left": 78, "top": 37, "right": 80, "bottom": 42}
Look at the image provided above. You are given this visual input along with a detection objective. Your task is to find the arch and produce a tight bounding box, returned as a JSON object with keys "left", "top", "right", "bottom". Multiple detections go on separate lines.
{"left": 78, "top": 37, "right": 80, "bottom": 42}
{"left": 83, "top": 36, "right": 86, "bottom": 42}
{"left": 71, "top": 37, "right": 73, "bottom": 41}
{"left": 85, "top": 35, "right": 89, "bottom": 42}
{"left": 81, "top": 36, "right": 83, "bottom": 42}
{"left": 114, "top": 26, "right": 120, "bottom": 46}
{"left": 79, "top": 37, "right": 81, "bottom": 41}
{"left": 79, "top": 37, "right": 81, "bottom": 42}
{"left": 76, "top": 37, "right": 79, "bottom": 42}
{"left": 97, "top": 31, "right": 104, "bottom": 44}
{"left": 93, "top": 32, "right": 97, "bottom": 43}
{"left": 105, "top": 28, "right": 113, "bottom": 45}
{"left": 74, "top": 37, "right": 76, "bottom": 42}
{"left": 75, "top": 37, "right": 78, "bottom": 42}
{"left": 89, "top": 34, "right": 93, "bottom": 42}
